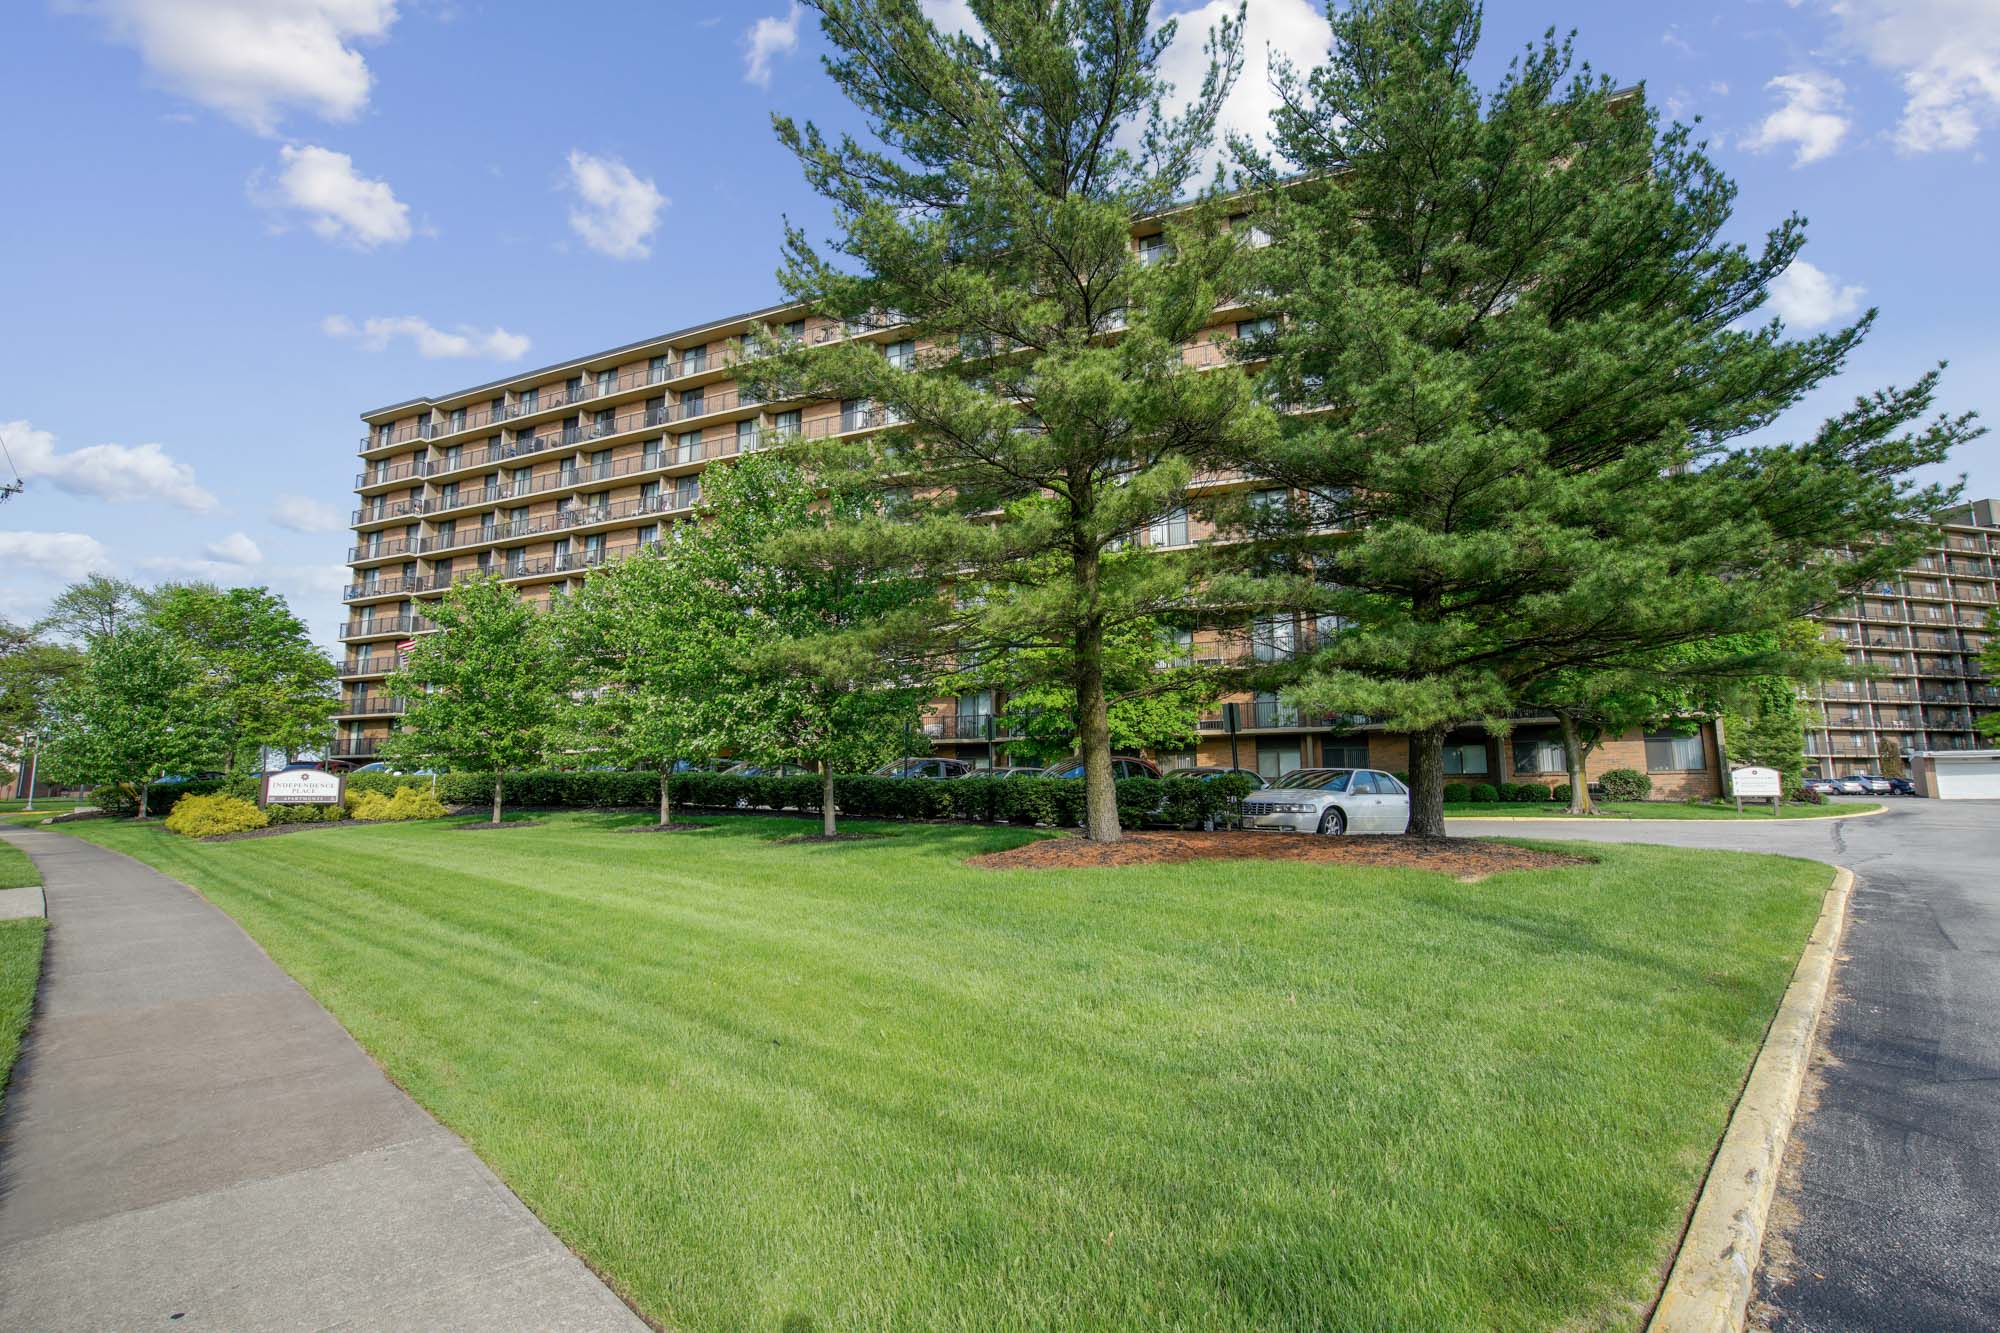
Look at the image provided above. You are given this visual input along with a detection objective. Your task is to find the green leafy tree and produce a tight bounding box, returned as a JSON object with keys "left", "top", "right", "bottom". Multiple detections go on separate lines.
{"left": 386, "top": 577, "right": 569, "bottom": 825}
{"left": 748, "top": 0, "right": 1274, "bottom": 841}
{"left": 141, "top": 583, "right": 339, "bottom": 772}
{"left": 557, "top": 548, "right": 734, "bottom": 828}
{"left": 40, "top": 628, "right": 225, "bottom": 817}
{"left": 1230, "top": 0, "right": 1978, "bottom": 835}
{"left": 35, "top": 575, "right": 146, "bottom": 643}
{"left": 691, "top": 453, "right": 935, "bottom": 836}
{"left": 1, "top": 619, "right": 85, "bottom": 783}
{"left": 1981, "top": 609, "right": 2000, "bottom": 744}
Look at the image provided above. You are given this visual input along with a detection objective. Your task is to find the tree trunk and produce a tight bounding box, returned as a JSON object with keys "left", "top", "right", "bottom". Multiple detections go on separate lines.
{"left": 1407, "top": 725, "right": 1448, "bottom": 837}
{"left": 658, "top": 766, "right": 672, "bottom": 827}
{"left": 490, "top": 774, "right": 503, "bottom": 826}
{"left": 822, "top": 762, "right": 837, "bottom": 838}
{"left": 1558, "top": 712, "right": 1595, "bottom": 815}
{"left": 1075, "top": 617, "right": 1120, "bottom": 843}
{"left": 137, "top": 773, "right": 151, "bottom": 820}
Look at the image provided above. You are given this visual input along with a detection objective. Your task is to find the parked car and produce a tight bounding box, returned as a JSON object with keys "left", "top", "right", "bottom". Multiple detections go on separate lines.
{"left": 1174, "top": 765, "right": 1268, "bottom": 788}
{"left": 1848, "top": 774, "right": 1895, "bottom": 795}
{"left": 1802, "top": 776, "right": 1840, "bottom": 795}
{"left": 1831, "top": 776, "right": 1869, "bottom": 795}
{"left": 719, "top": 761, "right": 814, "bottom": 778}
{"left": 1239, "top": 768, "right": 1412, "bottom": 835}
{"left": 1887, "top": 776, "right": 1918, "bottom": 796}
{"left": 874, "top": 757, "right": 974, "bottom": 779}
{"left": 1035, "top": 756, "right": 1163, "bottom": 780}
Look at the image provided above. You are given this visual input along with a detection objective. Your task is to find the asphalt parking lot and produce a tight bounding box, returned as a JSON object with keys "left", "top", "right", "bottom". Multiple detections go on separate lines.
{"left": 1448, "top": 799, "right": 2000, "bottom": 1331}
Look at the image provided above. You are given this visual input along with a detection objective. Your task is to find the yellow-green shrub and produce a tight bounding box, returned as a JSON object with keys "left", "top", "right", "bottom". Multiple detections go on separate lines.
{"left": 164, "top": 793, "right": 269, "bottom": 838}
{"left": 346, "top": 785, "right": 447, "bottom": 822}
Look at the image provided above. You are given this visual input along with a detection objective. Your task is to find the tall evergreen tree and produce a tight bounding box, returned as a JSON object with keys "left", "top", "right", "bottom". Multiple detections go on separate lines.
{"left": 1230, "top": 0, "right": 1977, "bottom": 835}
{"left": 386, "top": 578, "right": 569, "bottom": 825}
{"left": 1979, "top": 609, "right": 2000, "bottom": 743}
{"left": 748, "top": 0, "right": 1274, "bottom": 841}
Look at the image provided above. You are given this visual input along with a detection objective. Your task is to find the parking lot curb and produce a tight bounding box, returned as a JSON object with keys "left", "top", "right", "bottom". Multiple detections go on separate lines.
{"left": 1648, "top": 865, "right": 1853, "bottom": 1333}
{"left": 1443, "top": 806, "right": 1887, "bottom": 823}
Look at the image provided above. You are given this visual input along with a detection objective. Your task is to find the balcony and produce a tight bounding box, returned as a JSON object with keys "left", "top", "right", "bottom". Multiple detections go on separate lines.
{"left": 340, "top": 614, "right": 433, "bottom": 640}
{"left": 418, "top": 493, "right": 692, "bottom": 557}
{"left": 348, "top": 537, "right": 419, "bottom": 564}
{"left": 343, "top": 575, "right": 445, "bottom": 602}
{"left": 922, "top": 714, "right": 1022, "bottom": 742}
{"left": 353, "top": 459, "right": 433, "bottom": 490}
{"left": 341, "top": 653, "right": 404, "bottom": 676}
{"left": 336, "top": 697, "right": 406, "bottom": 717}
{"left": 329, "top": 738, "right": 384, "bottom": 760}
{"left": 351, "top": 497, "right": 432, "bottom": 526}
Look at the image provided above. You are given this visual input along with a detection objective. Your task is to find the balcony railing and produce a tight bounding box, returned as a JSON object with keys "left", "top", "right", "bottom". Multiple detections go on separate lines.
{"left": 340, "top": 615, "right": 433, "bottom": 640}
{"left": 336, "top": 697, "right": 406, "bottom": 717}
{"left": 922, "top": 714, "right": 1022, "bottom": 741}
{"left": 351, "top": 497, "right": 432, "bottom": 526}
{"left": 341, "top": 654, "right": 405, "bottom": 675}
{"left": 329, "top": 738, "right": 384, "bottom": 759}
{"left": 353, "top": 459, "right": 434, "bottom": 489}
{"left": 418, "top": 493, "right": 692, "bottom": 556}
{"left": 348, "top": 537, "right": 419, "bottom": 563}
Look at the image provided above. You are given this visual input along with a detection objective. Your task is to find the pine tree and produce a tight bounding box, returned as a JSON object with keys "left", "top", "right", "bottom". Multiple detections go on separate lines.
{"left": 747, "top": 0, "right": 1273, "bottom": 841}
{"left": 1231, "top": 0, "right": 1978, "bottom": 835}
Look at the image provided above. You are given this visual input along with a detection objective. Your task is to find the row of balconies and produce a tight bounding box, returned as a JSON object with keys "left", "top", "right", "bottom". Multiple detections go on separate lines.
{"left": 350, "top": 490, "right": 696, "bottom": 564}
{"left": 339, "top": 615, "right": 433, "bottom": 641}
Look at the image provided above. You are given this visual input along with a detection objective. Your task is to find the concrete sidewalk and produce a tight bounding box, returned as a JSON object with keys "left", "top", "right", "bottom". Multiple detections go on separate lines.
{"left": 0, "top": 824, "right": 644, "bottom": 1332}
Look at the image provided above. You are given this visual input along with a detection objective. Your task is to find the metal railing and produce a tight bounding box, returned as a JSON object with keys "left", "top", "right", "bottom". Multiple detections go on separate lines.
{"left": 340, "top": 615, "right": 433, "bottom": 639}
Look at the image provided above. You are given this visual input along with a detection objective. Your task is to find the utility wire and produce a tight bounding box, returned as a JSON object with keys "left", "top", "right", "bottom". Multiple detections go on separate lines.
{"left": 0, "top": 432, "right": 22, "bottom": 503}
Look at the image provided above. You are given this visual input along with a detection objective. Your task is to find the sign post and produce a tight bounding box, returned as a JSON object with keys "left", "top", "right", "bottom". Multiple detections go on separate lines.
{"left": 1729, "top": 765, "right": 1782, "bottom": 816}
{"left": 259, "top": 767, "right": 347, "bottom": 809}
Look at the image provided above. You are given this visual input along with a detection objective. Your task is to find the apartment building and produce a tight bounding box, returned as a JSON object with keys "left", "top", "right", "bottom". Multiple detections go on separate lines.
{"left": 336, "top": 232, "right": 1729, "bottom": 796}
{"left": 1805, "top": 498, "right": 1999, "bottom": 777}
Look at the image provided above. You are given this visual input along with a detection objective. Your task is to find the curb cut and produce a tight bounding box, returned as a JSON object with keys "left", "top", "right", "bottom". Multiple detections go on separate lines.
{"left": 1648, "top": 865, "right": 1854, "bottom": 1333}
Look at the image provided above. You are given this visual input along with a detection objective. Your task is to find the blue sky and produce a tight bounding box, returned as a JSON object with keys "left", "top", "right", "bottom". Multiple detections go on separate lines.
{"left": 2, "top": 0, "right": 1995, "bottom": 648}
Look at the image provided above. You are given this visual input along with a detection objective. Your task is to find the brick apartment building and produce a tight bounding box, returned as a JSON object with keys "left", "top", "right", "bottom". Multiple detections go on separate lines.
{"left": 1806, "top": 498, "right": 1999, "bottom": 777}
{"left": 349, "top": 225, "right": 2000, "bottom": 800}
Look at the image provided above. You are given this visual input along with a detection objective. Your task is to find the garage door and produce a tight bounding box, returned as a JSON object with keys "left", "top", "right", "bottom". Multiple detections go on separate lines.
{"left": 1936, "top": 758, "right": 2000, "bottom": 800}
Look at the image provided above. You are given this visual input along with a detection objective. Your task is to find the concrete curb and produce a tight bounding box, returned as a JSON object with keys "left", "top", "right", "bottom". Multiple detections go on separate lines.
{"left": 1648, "top": 865, "right": 1854, "bottom": 1333}
{"left": 1443, "top": 806, "right": 1888, "bottom": 824}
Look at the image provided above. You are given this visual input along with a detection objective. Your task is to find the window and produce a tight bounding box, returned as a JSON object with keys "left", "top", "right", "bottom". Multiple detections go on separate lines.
{"left": 1137, "top": 233, "right": 1171, "bottom": 265}
{"left": 884, "top": 339, "right": 916, "bottom": 370}
{"left": 1349, "top": 771, "right": 1381, "bottom": 795}
{"left": 1251, "top": 616, "right": 1297, "bottom": 662}
{"left": 674, "top": 476, "right": 701, "bottom": 508}
{"left": 637, "top": 523, "right": 660, "bottom": 546}
{"left": 597, "top": 368, "right": 616, "bottom": 394}
{"left": 957, "top": 692, "right": 994, "bottom": 733}
{"left": 1323, "top": 740, "right": 1368, "bottom": 769}
{"left": 1645, "top": 730, "right": 1705, "bottom": 771}
{"left": 1511, "top": 732, "right": 1566, "bottom": 775}
{"left": 1249, "top": 488, "right": 1288, "bottom": 515}
{"left": 737, "top": 419, "right": 760, "bottom": 452}
{"left": 1228, "top": 212, "right": 1271, "bottom": 248}
{"left": 449, "top": 407, "right": 466, "bottom": 432}
{"left": 1443, "top": 743, "right": 1489, "bottom": 776}
{"left": 842, "top": 398, "right": 875, "bottom": 432}
{"left": 1251, "top": 691, "right": 1298, "bottom": 728}
{"left": 593, "top": 408, "right": 615, "bottom": 435}
{"left": 676, "top": 430, "right": 703, "bottom": 464}
{"left": 770, "top": 409, "right": 802, "bottom": 439}
{"left": 442, "top": 445, "right": 462, "bottom": 470}
{"left": 640, "top": 480, "right": 661, "bottom": 505}
{"left": 1236, "top": 317, "right": 1278, "bottom": 342}
{"left": 679, "top": 386, "right": 705, "bottom": 419}
{"left": 1149, "top": 507, "right": 1190, "bottom": 548}
{"left": 649, "top": 354, "right": 670, "bottom": 382}
{"left": 517, "top": 387, "right": 539, "bottom": 412}
{"left": 681, "top": 345, "right": 708, "bottom": 375}
{"left": 506, "top": 547, "right": 526, "bottom": 574}
{"left": 1255, "top": 740, "right": 1303, "bottom": 781}
{"left": 783, "top": 318, "right": 806, "bottom": 341}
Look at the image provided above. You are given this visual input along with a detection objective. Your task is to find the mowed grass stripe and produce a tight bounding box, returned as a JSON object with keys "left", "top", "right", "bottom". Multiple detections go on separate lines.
{"left": 56, "top": 813, "right": 1827, "bottom": 1331}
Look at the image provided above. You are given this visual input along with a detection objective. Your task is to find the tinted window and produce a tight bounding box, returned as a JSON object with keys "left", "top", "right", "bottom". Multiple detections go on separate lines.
{"left": 1313, "top": 771, "right": 1353, "bottom": 792}
{"left": 1372, "top": 771, "right": 1407, "bottom": 794}
{"left": 1349, "top": 772, "right": 1379, "bottom": 794}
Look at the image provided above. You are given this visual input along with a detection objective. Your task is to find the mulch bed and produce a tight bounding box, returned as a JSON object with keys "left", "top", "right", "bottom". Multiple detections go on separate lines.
{"left": 201, "top": 819, "right": 397, "bottom": 843}
{"left": 970, "top": 830, "right": 1590, "bottom": 879}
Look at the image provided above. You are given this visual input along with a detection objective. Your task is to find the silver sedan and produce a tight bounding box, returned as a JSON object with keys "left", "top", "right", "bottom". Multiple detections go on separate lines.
{"left": 1239, "top": 768, "right": 1411, "bottom": 835}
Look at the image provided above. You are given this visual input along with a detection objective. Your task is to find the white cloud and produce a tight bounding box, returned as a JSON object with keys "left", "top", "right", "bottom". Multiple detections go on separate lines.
{"left": 563, "top": 150, "right": 667, "bottom": 260}
{"left": 1767, "top": 258, "right": 1867, "bottom": 329}
{"left": 204, "top": 531, "right": 264, "bottom": 564}
{"left": 255, "top": 144, "right": 412, "bottom": 247}
{"left": 1742, "top": 71, "right": 1850, "bottom": 165}
{"left": 271, "top": 493, "right": 345, "bottom": 533}
{"left": 323, "top": 314, "right": 531, "bottom": 360}
{"left": 1154, "top": 0, "right": 1331, "bottom": 160}
{"left": 0, "top": 419, "right": 216, "bottom": 512}
{"left": 1813, "top": 0, "right": 2000, "bottom": 153}
{"left": 743, "top": 4, "right": 802, "bottom": 88}
{"left": 919, "top": 0, "right": 980, "bottom": 38}
{"left": 0, "top": 532, "right": 113, "bottom": 577}
{"left": 71, "top": 0, "right": 398, "bottom": 135}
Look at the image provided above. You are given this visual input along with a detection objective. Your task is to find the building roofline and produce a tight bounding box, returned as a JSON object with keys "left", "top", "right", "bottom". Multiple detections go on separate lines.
{"left": 360, "top": 296, "right": 806, "bottom": 420}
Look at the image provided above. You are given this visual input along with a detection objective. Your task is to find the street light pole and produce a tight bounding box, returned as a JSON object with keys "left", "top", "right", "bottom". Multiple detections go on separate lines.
{"left": 23, "top": 733, "right": 39, "bottom": 812}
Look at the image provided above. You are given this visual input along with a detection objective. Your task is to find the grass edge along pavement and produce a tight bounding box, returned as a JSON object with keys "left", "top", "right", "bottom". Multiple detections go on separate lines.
{"left": 1651, "top": 867, "right": 1853, "bottom": 1333}
{"left": 47, "top": 813, "right": 1833, "bottom": 1331}
{"left": 1442, "top": 800, "right": 1883, "bottom": 821}
{"left": 0, "top": 836, "right": 47, "bottom": 1119}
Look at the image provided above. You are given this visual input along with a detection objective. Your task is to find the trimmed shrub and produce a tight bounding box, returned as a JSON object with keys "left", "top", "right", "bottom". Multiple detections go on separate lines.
{"left": 1551, "top": 783, "right": 1573, "bottom": 804}
{"left": 164, "top": 793, "right": 268, "bottom": 838}
{"left": 1442, "top": 782, "right": 1470, "bottom": 804}
{"left": 347, "top": 785, "right": 449, "bottom": 822}
{"left": 1466, "top": 783, "right": 1498, "bottom": 803}
{"left": 1788, "top": 782, "right": 1825, "bottom": 805}
{"left": 1599, "top": 768, "right": 1652, "bottom": 802}
{"left": 265, "top": 802, "right": 348, "bottom": 825}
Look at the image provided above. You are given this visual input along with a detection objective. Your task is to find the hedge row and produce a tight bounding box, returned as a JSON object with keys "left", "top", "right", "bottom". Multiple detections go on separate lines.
{"left": 1443, "top": 781, "right": 1562, "bottom": 804}
{"left": 137, "top": 768, "right": 1261, "bottom": 828}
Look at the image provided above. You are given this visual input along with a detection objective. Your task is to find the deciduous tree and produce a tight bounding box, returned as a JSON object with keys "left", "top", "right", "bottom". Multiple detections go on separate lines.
{"left": 40, "top": 628, "right": 224, "bottom": 817}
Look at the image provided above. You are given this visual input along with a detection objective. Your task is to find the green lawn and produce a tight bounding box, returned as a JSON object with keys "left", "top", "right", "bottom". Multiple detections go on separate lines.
{"left": 0, "top": 839, "right": 41, "bottom": 889}
{"left": 0, "top": 919, "right": 44, "bottom": 1117}
{"left": 51, "top": 813, "right": 1830, "bottom": 1331}
{"left": 1444, "top": 799, "right": 1880, "bottom": 820}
